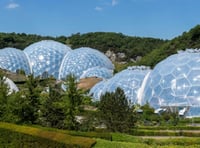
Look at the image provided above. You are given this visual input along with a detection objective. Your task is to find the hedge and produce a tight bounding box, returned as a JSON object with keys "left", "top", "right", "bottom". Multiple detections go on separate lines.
{"left": 33, "top": 125, "right": 112, "bottom": 141}
{"left": 131, "top": 129, "right": 200, "bottom": 137}
{"left": 0, "top": 122, "right": 96, "bottom": 148}
{"left": 137, "top": 126, "right": 200, "bottom": 130}
{"left": 143, "top": 137, "right": 200, "bottom": 146}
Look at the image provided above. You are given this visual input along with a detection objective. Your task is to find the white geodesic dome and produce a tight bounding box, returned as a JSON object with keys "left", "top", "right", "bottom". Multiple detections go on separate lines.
{"left": 141, "top": 49, "right": 200, "bottom": 117}
{"left": 24, "top": 40, "right": 71, "bottom": 78}
{"left": 0, "top": 48, "right": 31, "bottom": 74}
{"left": 90, "top": 66, "right": 151, "bottom": 104}
{"left": 59, "top": 47, "right": 114, "bottom": 79}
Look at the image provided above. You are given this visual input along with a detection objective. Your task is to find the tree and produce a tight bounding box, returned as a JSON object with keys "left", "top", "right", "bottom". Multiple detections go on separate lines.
{"left": 40, "top": 85, "right": 66, "bottom": 128}
{"left": 139, "top": 103, "right": 160, "bottom": 125}
{"left": 0, "top": 72, "right": 19, "bottom": 123}
{"left": 63, "top": 74, "right": 84, "bottom": 130}
{"left": 16, "top": 74, "right": 41, "bottom": 124}
{"left": 0, "top": 73, "right": 9, "bottom": 121}
{"left": 98, "top": 87, "right": 135, "bottom": 132}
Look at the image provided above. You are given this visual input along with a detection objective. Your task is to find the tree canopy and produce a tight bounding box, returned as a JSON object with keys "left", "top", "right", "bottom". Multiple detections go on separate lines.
{"left": 98, "top": 87, "right": 135, "bottom": 132}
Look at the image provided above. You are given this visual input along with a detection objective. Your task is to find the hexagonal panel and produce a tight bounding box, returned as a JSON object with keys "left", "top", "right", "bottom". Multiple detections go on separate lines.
{"left": 172, "top": 65, "right": 190, "bottom": 78}
{"left": 188, "top": 70, "right": 200, "bottom": 86}
{"left": 173, "top": 77, "right": 190, "bottom": 96}
{"left": 160, "top": 74, "right": 175, "bottom": 89}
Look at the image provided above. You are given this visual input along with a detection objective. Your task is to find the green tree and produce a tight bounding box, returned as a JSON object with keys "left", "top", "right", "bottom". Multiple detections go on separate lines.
{"left": 161, "top": 110, "right": 179, "bottom": 126}
{"left": 139, "top": 103, "right": 160, "bottom": 125}
{"left": 0, "top": 73, "right": 19, "bottom": 123}
{"left": 63, "top": 74, "right": 84, "bottom": 130}
{"left": 16, "top": 74, "right": 41, "bottom": 124}
{"left": 98, "top": 87, "right": 135, "bottom": 132}
{"left": 0, "top": 74, "right": 9, "bottom": 121}
{"left": 40, "top": 85, "right": 66, "bottom": 128}
{"left": 10, "top": 91, "right": 29, "bottom": 123}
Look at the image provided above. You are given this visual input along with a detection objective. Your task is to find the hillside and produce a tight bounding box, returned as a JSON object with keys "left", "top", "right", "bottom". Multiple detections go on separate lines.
{"left": 139, "top": 25, "right": 200, "bottom": 67}
{"left": 1, "top": 25, "right": 200, "bottom": 68}
{"left": 67, "top": 32, "right": 166, "bottom": 61}
{"left": 0, "top": 32, "right": 166, "bottom": 62}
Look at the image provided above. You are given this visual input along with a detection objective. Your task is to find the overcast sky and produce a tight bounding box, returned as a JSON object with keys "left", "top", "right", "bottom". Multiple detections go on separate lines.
{"left": 0, "top": 0, "right": 200, "bottom": 39}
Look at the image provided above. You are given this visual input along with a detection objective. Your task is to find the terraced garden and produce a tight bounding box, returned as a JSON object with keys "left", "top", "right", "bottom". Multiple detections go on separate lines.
{"left": 2, "top": 122, "right": 200, "bottom": 147}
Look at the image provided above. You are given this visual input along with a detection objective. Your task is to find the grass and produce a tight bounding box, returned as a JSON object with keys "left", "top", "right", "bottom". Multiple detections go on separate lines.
{"left": 0, "top": 122, "right": 96, "bottom": 148}
{"left": 111, "top": 132, "right": 142, "bottom": 143}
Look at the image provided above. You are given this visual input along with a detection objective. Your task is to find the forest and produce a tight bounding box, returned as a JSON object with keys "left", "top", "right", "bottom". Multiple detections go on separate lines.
{"left": 1, "top": 25, "right": 200, "bottom": 68}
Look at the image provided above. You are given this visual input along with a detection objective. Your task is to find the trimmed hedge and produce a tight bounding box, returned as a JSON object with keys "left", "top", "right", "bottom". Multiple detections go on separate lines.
{"left": 137, "top": 126, "right": 200, "bottom": 130}
{"left": 0, "top": 122, "right": 96, "bottom": 148}
{"left": 33, "top": 125, "right": 112, "bottom": 141}
{"left": 94, "top": 137, "right": 200, "bottom": 147}
{"left": 143, "top": 137, "right": 200, "bottom": 146}
{"left": 131, "top": 129, "right": 200, "bottom": 137}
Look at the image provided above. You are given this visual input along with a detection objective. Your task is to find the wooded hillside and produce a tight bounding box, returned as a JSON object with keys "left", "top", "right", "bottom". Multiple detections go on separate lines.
{"left": 1, "top": 25, "right": 200, "bottom": 67}
{"left": 139, "top": 25, "right": 200, "bottom": 67}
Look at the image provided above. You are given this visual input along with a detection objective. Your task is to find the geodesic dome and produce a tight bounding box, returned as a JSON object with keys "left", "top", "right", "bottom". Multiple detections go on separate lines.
{"left": 90, "top": 66, "right": 151, "bottom": 104}
{"left": 4, "top": 77, "right": 19, "bottom": 95}
{"left": 24, "top": 40, "right": 71, "bottom": 78}
{"left": 80, "top": 67, "right": 113, "bottom": 79}
{"left": 0, "top": 47, "right": 31, "bottom": 74}
{"left": 59, "top": 47, "right": 114, "bottom": 79}
{"left": 141, "top": 49, "right": 200, "bottom": 117}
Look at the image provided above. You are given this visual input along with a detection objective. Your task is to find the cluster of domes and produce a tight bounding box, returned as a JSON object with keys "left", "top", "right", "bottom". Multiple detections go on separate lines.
{"left": 90, "top": 49, "right": 200, "bottom": 117}
{"left": 0, "top": 40, "right": 114, "bottom": 80}
{"left": 2, "top": 39, "right": 200, "bottom": 117}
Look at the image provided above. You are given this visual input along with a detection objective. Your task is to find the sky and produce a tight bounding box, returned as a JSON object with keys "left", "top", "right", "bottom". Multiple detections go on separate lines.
{"left": 0, "top": 0, "right": 200, "bottom": 39}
